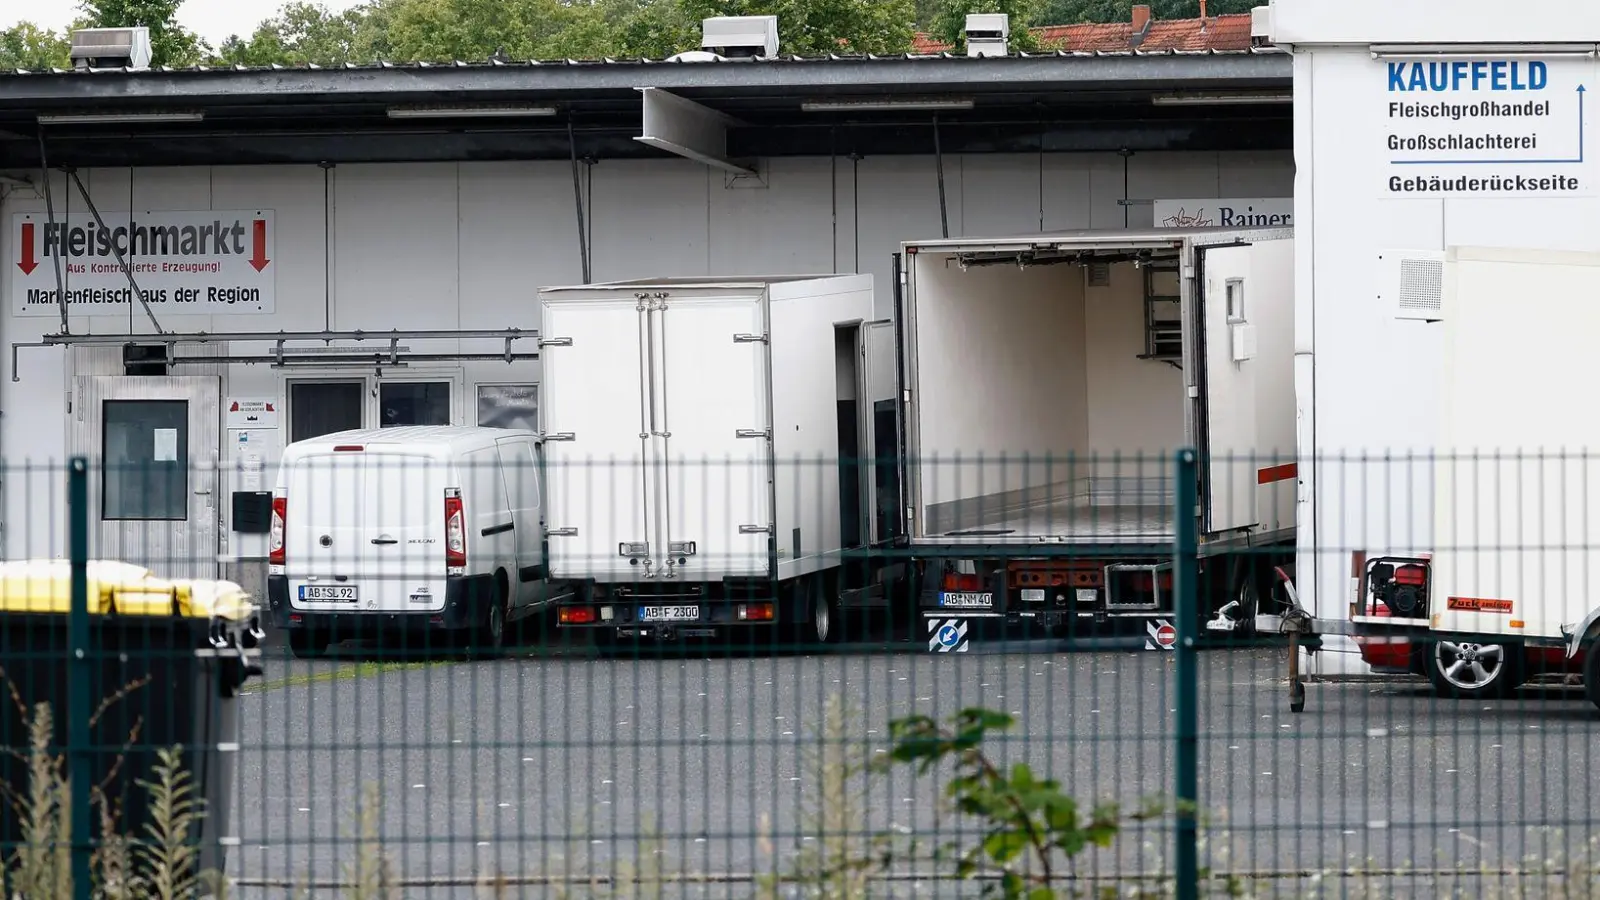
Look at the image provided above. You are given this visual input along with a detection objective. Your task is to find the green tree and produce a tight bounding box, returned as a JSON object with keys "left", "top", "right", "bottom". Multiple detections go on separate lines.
{"left": 0, "top": 22, "right": 71, "bottom": 70}
{"left": 929, "top": 0, "right": 1041, "bottom": 52}
{"left": 677, "top": 0, "right": 917, "bottom": 55}
{"left": 78, "top": 0, "right": 209, "bottom": 66}
{"left": 215, "top": 0, "right": 394, "bottom": 66}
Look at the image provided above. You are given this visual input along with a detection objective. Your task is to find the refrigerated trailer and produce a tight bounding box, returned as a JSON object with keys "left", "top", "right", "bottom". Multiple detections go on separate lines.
{"left": 894, "top": 227, "right": 1298, "bottom": 646}
{"left": 538, "top": 274, "right": 903, "bottom": 644}
{"left": 1267, "top": 245, "right": 1600, "bottom": 712}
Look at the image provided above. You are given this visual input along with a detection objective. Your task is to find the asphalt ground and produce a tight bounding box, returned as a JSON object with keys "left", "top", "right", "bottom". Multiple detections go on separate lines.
{"left": 225, "top": 629, "right": 1600, "bottom": 898}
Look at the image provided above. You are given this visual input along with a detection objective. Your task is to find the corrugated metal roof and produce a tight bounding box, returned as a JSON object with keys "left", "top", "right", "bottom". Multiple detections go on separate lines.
{"left": 0, "top": 44, "right": 1282, "bottom": 79}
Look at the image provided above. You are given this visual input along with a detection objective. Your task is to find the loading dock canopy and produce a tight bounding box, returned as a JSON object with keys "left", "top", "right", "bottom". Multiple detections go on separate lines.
{"left": 0, "top": 51, "right": 1291, "bottom": 168}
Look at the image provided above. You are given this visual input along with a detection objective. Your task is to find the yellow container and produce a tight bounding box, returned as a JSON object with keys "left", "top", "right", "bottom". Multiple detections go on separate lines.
{"left": 0, "top": 559, "right": 257, "bottom": 623}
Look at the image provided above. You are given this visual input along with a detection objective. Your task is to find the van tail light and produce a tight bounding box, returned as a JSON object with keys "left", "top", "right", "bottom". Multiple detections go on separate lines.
{"left": 445, "top": 489, "right": 467, "bottom": 571}
{"left": 268, "top": 497, "right": 287, "bottom": 566}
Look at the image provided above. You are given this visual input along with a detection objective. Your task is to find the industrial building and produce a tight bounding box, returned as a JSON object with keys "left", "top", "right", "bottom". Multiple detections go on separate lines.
{"left": 0, "top": 7, "right": 1291, "bottom": 596}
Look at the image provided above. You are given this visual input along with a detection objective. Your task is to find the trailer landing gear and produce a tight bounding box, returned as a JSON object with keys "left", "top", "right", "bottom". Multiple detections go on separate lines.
{"left": 1273, "top": 565, "right": 1311, "bottom": 713}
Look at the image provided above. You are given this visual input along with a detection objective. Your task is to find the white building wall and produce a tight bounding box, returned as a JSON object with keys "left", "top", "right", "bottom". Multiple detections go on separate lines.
{"left": 0, "top": 150, "right": 1291, "bottom": 559}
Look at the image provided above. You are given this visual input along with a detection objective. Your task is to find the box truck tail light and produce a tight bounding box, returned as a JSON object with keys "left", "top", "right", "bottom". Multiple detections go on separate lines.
{"left": 445, "top": 489, "right": 467, "bottom": 573}
{"left": 268, "top": 497, "right": 287, "bottom": 566}
{"left": 943, "top": 573, "right": 981, "bottom": 592}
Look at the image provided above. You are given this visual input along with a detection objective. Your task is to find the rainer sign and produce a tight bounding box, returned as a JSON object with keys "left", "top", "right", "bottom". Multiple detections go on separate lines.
{"left": 10, "top": 210, "right": 276, "bottom": 317}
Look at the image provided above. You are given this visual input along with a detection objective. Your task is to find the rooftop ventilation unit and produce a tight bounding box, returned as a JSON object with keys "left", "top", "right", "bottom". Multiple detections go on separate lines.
{"left": 69, "top": 27, "right": 152, "bottom": 70}
{"left": 965, "top": 13, "right": 1009, "bottom": 57}
{"left": 1250, "top": 5, "right": 1272, "bottom": 45}
{"left": 701, "top": 16, "right": 779, "bottom": 58}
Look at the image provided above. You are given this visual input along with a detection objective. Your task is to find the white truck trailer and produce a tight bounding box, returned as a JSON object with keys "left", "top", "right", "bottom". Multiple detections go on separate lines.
{"left": 1269, "top": 245, "right": 1600, "bottom": 711}
{"left": 538, "top": 274, "right": 903, "bottom": 645}
{"left": 893, "top": 228, "right": 1299, "bottom": 647}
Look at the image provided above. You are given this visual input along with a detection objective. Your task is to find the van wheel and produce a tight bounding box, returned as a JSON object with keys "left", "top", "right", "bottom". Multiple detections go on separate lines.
{"left": 473, "top": 577, "right": 508, "bottom": 658}
{"left": 288, "top": 629, "right": 329, "bottom": 660}
{"left": 1583, "top": 640, "right": 1600, "bottom": 711}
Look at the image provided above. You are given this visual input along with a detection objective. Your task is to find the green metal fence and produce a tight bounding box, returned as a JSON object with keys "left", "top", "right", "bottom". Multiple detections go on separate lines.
{"left": 1, "top": 451, "right": 1596, "bottom": 897}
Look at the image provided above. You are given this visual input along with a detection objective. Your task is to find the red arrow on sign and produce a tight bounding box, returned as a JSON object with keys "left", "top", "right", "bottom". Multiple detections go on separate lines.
{"left": 248, "top": 219, "right": 270, "bottom": 272}
{"left": 16, "top": 223, "right": 38, "bottom": 275}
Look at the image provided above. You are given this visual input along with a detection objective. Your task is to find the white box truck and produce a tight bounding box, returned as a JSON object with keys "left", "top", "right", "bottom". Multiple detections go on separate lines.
{"left": 893, "top": 227, "right": 1298, "bottom": 647}
{"left": 538, "top": 274, "right": 903, "bottom": 645}
{"left": 1271, "top": 245, "right": 1600, "bottom": 710}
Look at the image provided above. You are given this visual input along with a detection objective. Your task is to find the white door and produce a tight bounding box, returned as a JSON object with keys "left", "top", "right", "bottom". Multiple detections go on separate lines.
{"left": 539, "top": 294, "right": 653, "bottom": 580}
{"left": 72, "top": 375, "right": 222, "bottom": 579}
{"left": 862, "top": 320, "right": 899, "bottom": 545}
{"left": 652, "top": 293, "right": 771, "bottom": 580}
{"left": 1196, "top": 245, "right": 1260, "bottom": 533}
{"left": 495, "top": 437, "right": 545, "bottom": 602}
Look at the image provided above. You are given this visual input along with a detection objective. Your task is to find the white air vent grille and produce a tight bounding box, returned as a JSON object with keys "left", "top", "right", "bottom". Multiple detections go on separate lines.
{"left": 1397, "top": 258, "right": 1443, "bottom": 312}
{"left": 1086, "top": 262, "right": 1112, "bottom": 287}
{"left": 1379, "top": 250, "right": 1446, "bottom": 321}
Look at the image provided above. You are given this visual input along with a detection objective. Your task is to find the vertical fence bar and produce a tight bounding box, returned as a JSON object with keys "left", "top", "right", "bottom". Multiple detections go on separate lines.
{"left": 1172, "top": 448, "right": 1199, "bottom": 900}
{"left": 67, "top": 457, "right": 92, "bottom": 900}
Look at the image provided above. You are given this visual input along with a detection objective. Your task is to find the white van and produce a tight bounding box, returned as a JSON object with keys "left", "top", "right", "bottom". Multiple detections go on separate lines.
{"left": 265, "top": 426, "right": 565, "bottom": 658}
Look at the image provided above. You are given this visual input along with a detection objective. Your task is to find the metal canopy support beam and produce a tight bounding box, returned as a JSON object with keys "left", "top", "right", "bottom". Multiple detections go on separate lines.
{"left": 63, "top": 167, "right": 164, "bottom": 333}
{"left": 11, "top": 327, "right": 543, "bottom": 381}
{"left": 634, "top": 87, "right": 755, "bottom": 176}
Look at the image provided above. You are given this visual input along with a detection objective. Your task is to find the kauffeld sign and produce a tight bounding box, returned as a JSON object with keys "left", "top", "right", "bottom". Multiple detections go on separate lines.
{"left": 10, "top": 210, "right": 275, "bottom": 317}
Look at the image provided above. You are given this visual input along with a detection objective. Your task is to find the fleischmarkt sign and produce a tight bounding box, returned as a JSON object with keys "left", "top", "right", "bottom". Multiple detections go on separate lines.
{"left": 1384, "top": 57, "right": 1592, "bottom": 198}
{"left": 9, "top": 210, "right": 276, "bottom": 317}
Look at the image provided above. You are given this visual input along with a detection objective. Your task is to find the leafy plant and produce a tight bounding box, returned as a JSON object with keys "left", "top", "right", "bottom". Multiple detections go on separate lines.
{"left": 877, "top": 707, "right": 1152, "bottom": 899}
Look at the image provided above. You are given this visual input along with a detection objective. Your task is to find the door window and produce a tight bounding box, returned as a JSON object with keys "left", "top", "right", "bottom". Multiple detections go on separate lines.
{"left": 290, "top": 382, "right": 364, "bottom": 442}
{"left": 102, "top": 400, "right": 188, "bottom": 521}
{"left": 380, "top": 382, "right": 451, "bottom": 427}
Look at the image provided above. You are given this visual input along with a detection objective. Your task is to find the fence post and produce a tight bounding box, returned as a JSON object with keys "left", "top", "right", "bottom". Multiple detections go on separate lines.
{"left": 1172, "top": 448, "right": 1199, "bottom": 900}
{"left": 68, "top": 457, "right": 93, "bottom": 900}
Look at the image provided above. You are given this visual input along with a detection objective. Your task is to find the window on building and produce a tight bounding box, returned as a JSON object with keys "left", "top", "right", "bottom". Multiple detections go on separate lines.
{"left": 380, "top": 382, "right": 451, "bottom": 427}
{"left": 102, "top": 400, "right": 188, "bottom": 521}
{"left": 477, "top": 384, "right": 539, "bottom": 432}
{"left": 290, "top": 381, "right": 364, "bottom": 442}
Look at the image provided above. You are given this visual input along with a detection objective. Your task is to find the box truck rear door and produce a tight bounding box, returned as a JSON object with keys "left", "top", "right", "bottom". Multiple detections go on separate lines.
{"left": 1196, "top": 244, "right": 1262, "bottom": 533}
{"left": 649, "top": 293, "right": 770, "bottom": 580}
{"left": 540, "top": 294, "right": 654, "bottom": 580}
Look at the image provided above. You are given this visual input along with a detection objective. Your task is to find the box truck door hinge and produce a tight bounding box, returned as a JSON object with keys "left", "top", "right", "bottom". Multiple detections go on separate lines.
{"left": 547, "top": 527, "right": 579, "bottom": 537}
{"left": 902, "top": 389, "right": 911, "bottom": 404}
{"left": 733, "top": 333, "right": 769, "bottom": 344}
{"left": 540, "top": 432, "right": 577, "bottom": 442}
{"left": 739, "top": 524, "right": 772, "bottom": 534}
{"left": 736, "top": 428, "right": 771, "bottom": 439}
{"left": 540, "top": 337, "right": 573, "bottom": 348}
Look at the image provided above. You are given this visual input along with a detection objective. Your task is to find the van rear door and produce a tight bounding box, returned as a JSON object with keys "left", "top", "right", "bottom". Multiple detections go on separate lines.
{"left": 360, "top": 447, "right": 449, "bottom": 612}
{"left": 286, "top": 450, "right": 367, "bottom": 612}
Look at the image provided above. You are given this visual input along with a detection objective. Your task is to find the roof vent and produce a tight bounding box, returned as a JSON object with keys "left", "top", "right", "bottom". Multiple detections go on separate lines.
{"left": 964, "top": 13, "right": 1009, "bottom": 57}
{"left": 701, "top": 16, "right": 779, "bottom": 59}
{"left": 69, "top": 26, "right": 152, "bottom": 70}
{"left": 1250, "top": 5, "right": 1273, "bottom": 45}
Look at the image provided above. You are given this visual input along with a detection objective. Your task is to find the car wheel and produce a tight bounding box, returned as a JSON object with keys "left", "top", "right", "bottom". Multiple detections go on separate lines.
{"left": 287, "top": 629, "right": 329, "bottom": 660}
{"left": 473, "top": 578, "right": 507, "bottom": 658}
{"left": 1427, "top": 640, "right": 1519, "bottom": 699}
{"left": 1582, "top": 641, "right": 1600, "bottom": 711}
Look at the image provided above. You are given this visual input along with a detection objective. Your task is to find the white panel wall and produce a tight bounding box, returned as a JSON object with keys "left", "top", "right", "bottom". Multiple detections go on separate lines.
{"left": 0, "top": 150, "right": 1290, "bottom": 557}
{"left": 1083, "top": 262, "right": 1185, "bottom": 474}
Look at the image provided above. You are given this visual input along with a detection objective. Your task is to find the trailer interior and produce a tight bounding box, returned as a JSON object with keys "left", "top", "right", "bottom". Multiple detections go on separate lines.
{"left": 907, "top": 243, "right": 1189, "bottom": 549}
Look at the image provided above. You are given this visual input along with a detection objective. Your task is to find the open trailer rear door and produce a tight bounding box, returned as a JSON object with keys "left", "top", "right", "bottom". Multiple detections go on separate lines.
{"left": 1196, "top": 243, "right": 1261, "bottom": 533}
